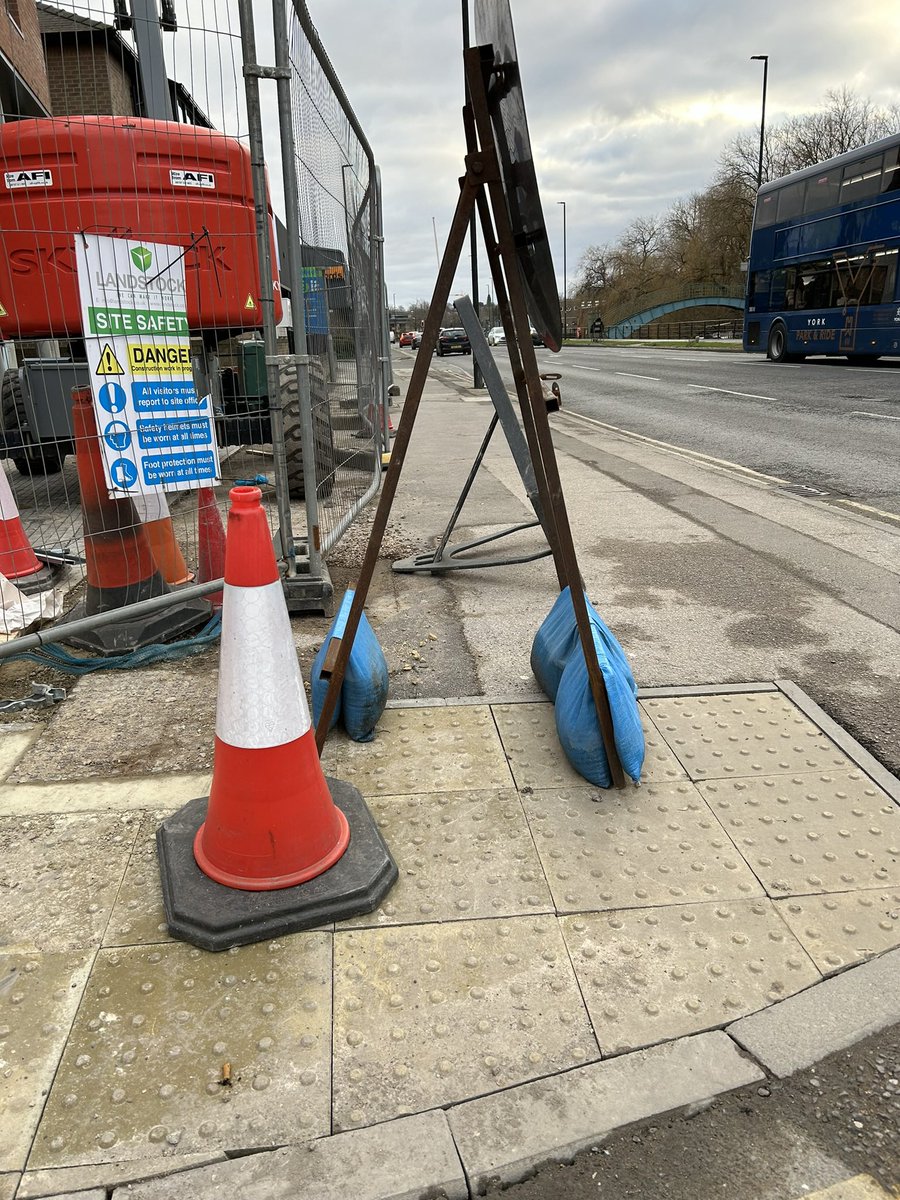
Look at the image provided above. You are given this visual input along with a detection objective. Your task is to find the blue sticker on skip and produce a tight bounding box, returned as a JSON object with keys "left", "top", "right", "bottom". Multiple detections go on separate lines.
{"left": 136, "top": 417, "right": 213, "bottom": 449}
{"left": 141, "top": 452, "right": 217, "bottom": 485}
{"left": 132, "top": 381, "right": 202, "bottom": 412}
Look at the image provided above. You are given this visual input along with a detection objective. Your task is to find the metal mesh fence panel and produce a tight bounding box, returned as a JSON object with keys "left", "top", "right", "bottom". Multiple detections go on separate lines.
{"left": 0, "top": 0, "right": 384, "bottom": 646}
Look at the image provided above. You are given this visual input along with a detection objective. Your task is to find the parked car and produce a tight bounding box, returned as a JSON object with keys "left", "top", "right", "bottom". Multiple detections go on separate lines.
{"left": 411, "top": 330, "right": 423, "bottom": 348}
{"left": 436, "top": 327, "right": 471, "bottom": 356}
{"left": 398, "top": 330, "right": 415, "bottom": 347}
{"left": 530, "top": 328, "right": 544, "bottom": 347}
{"left": 487, "top": 326, "right": 506, "bottom": 346}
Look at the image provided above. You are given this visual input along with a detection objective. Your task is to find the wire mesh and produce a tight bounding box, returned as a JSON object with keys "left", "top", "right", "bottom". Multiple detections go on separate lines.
{"left": 0, "top": 0, "right": 385, "bottom": 645}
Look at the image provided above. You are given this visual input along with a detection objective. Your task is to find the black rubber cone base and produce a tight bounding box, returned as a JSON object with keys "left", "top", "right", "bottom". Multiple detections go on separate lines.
{"left": 15, "top": 560, "right": 65, "bottom": 596}
{"left": 63, "top": 597, "right": 211, "bottom": 656}
{"left": 157, "top": 777, "right": 398, "bottom": 952}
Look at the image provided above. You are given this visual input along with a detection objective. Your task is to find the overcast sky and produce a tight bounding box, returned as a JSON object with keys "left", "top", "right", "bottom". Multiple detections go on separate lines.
{"left": 303, "top": 0, "right": 900, "bottom": 309}
{"left": 74, "top": 1, "right": 900, "bottom": 310}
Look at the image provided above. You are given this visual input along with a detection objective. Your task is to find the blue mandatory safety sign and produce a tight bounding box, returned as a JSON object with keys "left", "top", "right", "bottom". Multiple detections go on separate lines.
{"left": 132, "top": 380, "right": 203, "bottom": 412}
{"left": 136, "top": 417, "right": 213, "bottom": 450}
{"left": 141, "top": 452, "right": 218, "bottom": 486}
{"left": 103, "top": 420, "right": 132, "bottom": 451}
{"left": 109, "top": 457, "right": 139, "bottom": 488}
{"left": 303, "top": 268, "right": 329, "bottom": 335}
{"left": 98, "top": 382, "right": 128, "bottom": 414}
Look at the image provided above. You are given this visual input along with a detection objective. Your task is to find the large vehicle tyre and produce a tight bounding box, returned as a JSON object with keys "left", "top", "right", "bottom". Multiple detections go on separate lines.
{"left": 280, "top": 357, "right": 335, "bottom": 501}
{"left": 848, "top": 354, "right": 880, "bottom": 365}
{"left": 765, "top": 322, "right": 802, "bottom": 364}
{"left": 1, "top": 369, "right": 65, "bottom": 476}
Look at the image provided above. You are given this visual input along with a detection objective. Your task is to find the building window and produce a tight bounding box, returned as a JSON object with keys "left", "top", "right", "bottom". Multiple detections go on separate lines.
{"left": 5, "top": 0, "right": 23, "bottom": 35}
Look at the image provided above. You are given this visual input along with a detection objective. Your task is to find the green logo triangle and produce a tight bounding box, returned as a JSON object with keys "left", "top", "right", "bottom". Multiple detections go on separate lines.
{"left": 131, "top": 246, "right": 152, "bottom": 271}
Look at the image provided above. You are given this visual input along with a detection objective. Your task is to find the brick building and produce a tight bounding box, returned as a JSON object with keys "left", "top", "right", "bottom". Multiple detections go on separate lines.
{"left": 0, "top": 0, "right": 51, "bottom": 119}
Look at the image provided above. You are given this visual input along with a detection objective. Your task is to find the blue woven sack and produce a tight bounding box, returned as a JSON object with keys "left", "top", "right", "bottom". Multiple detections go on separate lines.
{"left": 311, "top": 588, "right": 389, "bottom": 742}
{"left": 531, "top": 586, "right": 637, "bottom": 702}
{"left": 554, "top": 623, "right": 645, "bottom": 787}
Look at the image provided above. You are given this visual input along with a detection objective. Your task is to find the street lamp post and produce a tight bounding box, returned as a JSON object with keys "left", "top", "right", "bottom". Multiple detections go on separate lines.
{"left": 751, "top": 55, "right": 768, "bottom": 191}
{"left": 557, "top": 200, "right": 567, "bottom": 341}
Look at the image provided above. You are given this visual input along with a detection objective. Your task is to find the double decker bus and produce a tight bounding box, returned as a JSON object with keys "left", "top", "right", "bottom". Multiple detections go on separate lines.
{"left": 744, "top": 133, "right": 900, "bottom": 363}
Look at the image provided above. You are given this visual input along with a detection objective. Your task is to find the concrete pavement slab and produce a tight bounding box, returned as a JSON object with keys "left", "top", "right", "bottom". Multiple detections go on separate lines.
{"left": 114, "top": 1111, "right": 467, "bottom": 1200}
{"left": 0, "top": 812, "right": 140, "bottom": 951}
{"left": 0, "top": 728, "right": 38, "bottom": 779}
{"left": 320, "top": 704, "right": 513, "bottom": 796}
{"left": 728, "top": 946, "right": 900, "bottom": 1076}
{"left": 0, "top": 1176, "right": 16, "bottom": 1200}
{"left": 0, "top": 773, "right": 210, "bottom": 817}
{"left": 521, "top": 782, "right": 763, "bottom": 912}
{"left": 17, "top": 1155, "right": 227, "bottom": 1199}
{"left": 799, "top": 1177, "right": 896, "bottom": 1200}
{"left": 447, "top": 1030, "right": 765, "bottom": 1192}
{"left": 774, "top": 888, "right": 900, "bottom": 975}
{"left": 103, "top": 812, "right": 172, "bottom": 948}
{"left": 698, "top": 770, "right": 899, "bottom": 895}
{"left": 0, "top": 951, "right": 94, "bottom": 1173}
{"left": 560, "top": 899, "right": 820, "bottom": 1055}
{"left": 29, "top": 937, "right": 332, "bottom": 1169}
{"left": 342, "top": 790, "right": 553, "bottom": 928}
{"left": 642, "top": 693, "right": 852, "bottom": 780}
{"left": 492, "top": 701, "right": 687, "bottom": 789}
{"left": 331, "top": 916, "right": 598, "bottom": 1130}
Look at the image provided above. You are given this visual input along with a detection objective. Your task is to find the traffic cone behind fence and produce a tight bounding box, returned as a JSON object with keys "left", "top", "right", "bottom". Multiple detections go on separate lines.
{"left": 133, "top": 490, "right": 193, "bottom": 585}
{"left": 156, "top": 485, "right": 398, "bottom": 951}
{"left": 196, "top": 486, "right": 225, "bottom": 610}
{"left": 0, "top": 466, "right": 57, "bottom": 593}
{"left": 65, "top": 387, "right": 210, "bottom": 655}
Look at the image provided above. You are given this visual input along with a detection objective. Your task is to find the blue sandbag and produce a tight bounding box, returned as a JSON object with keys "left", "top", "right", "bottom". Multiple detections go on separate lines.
{"left": 311, "top": 588, "right": 389, "bottom": 742}
{"left": 531, "top": 586, "right": 637, "bottom": 702}
{"left": 555, "top": 623, "right": 645, "bottom": 787}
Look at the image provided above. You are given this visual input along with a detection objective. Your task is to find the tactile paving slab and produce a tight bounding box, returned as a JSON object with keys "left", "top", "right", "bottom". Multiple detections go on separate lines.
{"left": 0, "top": 812, "right": 140, "bottom": 951}
{"left": 104, "top": 813, "right": 172, "bottom": 948}
{"left": 332, "top": 916, "right": 597, "bottom": 1129}
{"left": 320, "top": 705, "right": 513, "bottom": 796}
{"left": 30, "top": 937, "right": 332, "bottom": 1168}
{"left": 643, "top": 693, "right": 851, "bottom": 780}
{"left": 343, "top": 790, "right": 553, "bottom": 927}
{"left": 775, "top": 889, "right": 900, "bottom": 975}
{"left": 0, "top": 951, "right": 93, "bottom": 1172}
{"left": 698, "top": 771, "right": 899, "bottom": 896}
{"left": 520, "top": 783, "right": 763, "bottom": 912}
{"left": 491, "top": 702, "right": 686, "bottom": 790}
{"left": 561, "top": 900, "right": 820, "bottom": 1055}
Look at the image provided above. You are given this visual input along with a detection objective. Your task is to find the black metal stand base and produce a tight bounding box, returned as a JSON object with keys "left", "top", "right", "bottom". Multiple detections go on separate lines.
{"left": 156, "top": 777, "right": 398, "bottom": 952}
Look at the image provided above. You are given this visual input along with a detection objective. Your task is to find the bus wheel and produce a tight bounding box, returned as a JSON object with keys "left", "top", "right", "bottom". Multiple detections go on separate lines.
{"left": 766, "top": 323, "right": 792, "bottom": 362}
{"left": 848, "top": 354, "right": 880, "bottom": 365}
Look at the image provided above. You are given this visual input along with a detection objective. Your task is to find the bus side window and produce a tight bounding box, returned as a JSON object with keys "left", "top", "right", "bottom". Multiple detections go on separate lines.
{"left": 881, "top": 147, "right": 900, "bottom": 192}
{"left": 770, "top": 268, "right": 787, "bottom": 309}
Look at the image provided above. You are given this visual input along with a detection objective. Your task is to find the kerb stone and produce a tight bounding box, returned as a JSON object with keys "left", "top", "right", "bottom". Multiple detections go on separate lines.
{"left": 728, "top": 947, "right": 900, "bottom": 1076}
{"left": 115, "top": 1110, "right": 466, "bottom": 1200}
{"left": 448, "top": 1030, "right": 764, "bottom": 1192}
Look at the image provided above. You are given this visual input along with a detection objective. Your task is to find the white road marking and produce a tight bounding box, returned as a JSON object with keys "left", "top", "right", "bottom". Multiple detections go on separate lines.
{"left": 687, "top": 383, "right": 781, "bottom": 402}
{"left": 614, "top": 371, "right": 660, "bottom": 381}
{"left": 848, "top": 410, "right": 900, "bottom": 421}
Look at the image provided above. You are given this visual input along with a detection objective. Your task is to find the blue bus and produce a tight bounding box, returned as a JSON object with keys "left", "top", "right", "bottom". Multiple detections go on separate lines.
{"left": 744, "top": 133, "right": 900, "bottom": 363}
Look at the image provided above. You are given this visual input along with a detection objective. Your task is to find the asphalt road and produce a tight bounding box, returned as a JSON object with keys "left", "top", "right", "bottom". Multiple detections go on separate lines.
{"left": 445, "top": 344, "right": 900, "bottom": 520}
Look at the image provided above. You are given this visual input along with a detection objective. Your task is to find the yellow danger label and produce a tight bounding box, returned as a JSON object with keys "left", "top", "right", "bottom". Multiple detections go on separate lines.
{"left": 244, "top": 293, "right": 256, "bottom": 311}
{"left": 96, "top": 344, "right": 125, "bottom": 376}
{"left": 0, "top": 300, "right": 7, "bottom": 318}
{"left": 128, "top": 344, "right": 192, "bottom": 373}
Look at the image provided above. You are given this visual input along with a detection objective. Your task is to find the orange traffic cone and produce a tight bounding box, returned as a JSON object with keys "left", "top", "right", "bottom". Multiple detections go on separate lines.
{"left": 0, "top": 465, "right": 56, "bottom": 593}
{"left": 196, "top": 486, "right": 225, "bottom": 610}
{"left": 156, "top": 485, "right": 398, "bottom": 950}
{"left": 65, "top": 387, "right": 209, "bottom": 655}
{"left": 133, "top": 490, "right": 193, "bottom": 585}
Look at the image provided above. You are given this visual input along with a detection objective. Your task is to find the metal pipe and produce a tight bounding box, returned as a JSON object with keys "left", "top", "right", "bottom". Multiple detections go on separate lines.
{"left": 272, "top": 0, "right": 323, "bottom": 577}
{"left": 237, "top": 0, "right": 296, "bottom": 577}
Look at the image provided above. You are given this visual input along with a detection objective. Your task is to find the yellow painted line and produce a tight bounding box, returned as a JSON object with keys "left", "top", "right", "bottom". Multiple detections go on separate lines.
{"left": 555, "top": 408, "right": 791, "bottom": 486}
{"left": 830, "top": 497, "right": 900, "bottom": 526}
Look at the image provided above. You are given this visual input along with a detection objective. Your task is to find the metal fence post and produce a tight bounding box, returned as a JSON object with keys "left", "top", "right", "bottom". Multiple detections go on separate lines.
{"left": 236, "top": 0, "right": 296, "bottom": 580}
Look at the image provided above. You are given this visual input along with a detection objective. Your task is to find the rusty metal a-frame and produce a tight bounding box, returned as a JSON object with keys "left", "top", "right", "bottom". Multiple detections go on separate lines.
{"left": 315, "top": 43, "right": 625, "bottom": 789}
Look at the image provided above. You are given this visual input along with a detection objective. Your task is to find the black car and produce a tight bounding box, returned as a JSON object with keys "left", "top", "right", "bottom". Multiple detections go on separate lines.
{"left": 436, "top": 327, "right": 471, "bottom": 356}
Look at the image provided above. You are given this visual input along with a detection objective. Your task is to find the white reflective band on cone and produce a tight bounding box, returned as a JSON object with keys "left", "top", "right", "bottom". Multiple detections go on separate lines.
{"left": 0, "top": 466, "right": 20, "bottom": 520}
{"left": 132, "top": 490, "right": 171, "bottom": 523}
{"left": 216, "top": 580, "right": 312, "bottom": 749}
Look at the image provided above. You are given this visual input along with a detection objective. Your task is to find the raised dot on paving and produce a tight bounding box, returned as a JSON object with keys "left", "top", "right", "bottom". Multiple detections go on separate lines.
{"left": 104, "top": 811, "right": 173, "bottom": 948}
{"left": 775, "top": 887, "right": 900, "bottom": 975}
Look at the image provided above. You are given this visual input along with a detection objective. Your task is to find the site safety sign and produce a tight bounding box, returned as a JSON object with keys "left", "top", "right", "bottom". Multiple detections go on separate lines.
{"left": 75, "top": 234, "right": 220, "bottom": 496}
